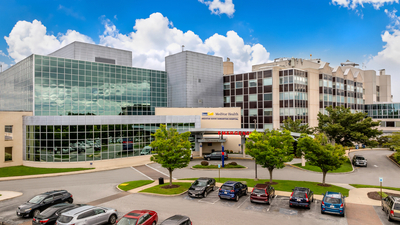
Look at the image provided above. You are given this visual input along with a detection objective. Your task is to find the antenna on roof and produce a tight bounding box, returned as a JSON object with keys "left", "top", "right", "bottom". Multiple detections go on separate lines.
{"left": 182, "top": 45, "right": 185, "bottom": 52}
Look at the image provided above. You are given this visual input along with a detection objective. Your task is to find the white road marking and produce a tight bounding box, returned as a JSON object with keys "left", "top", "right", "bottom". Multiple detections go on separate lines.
{"left": 130, "top": 166, "right": 154, "bottom": 181}
{"left": 145, "top": 164, "right": 177, "bottom": 180}
{"left": 199, "top": 198, "right": 220, "bottom": 204}
{"left": 237, "top": 196, "right": 250, "bottom": 208}
{"left": 267, "top": 205, "right": 271, "bottom": 211}
{"left": 374, "top": 165, "right": 378, "bottom": 167}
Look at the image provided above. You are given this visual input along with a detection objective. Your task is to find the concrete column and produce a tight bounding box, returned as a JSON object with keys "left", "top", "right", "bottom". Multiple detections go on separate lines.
{"left": 242, "top": 137, "right": 246, "bottom": 158}
{"left": 301, "top": 154, "right": 306, "bottom": 167}
{"left": 199, "top": 143, "right": 203, "bottom": 157}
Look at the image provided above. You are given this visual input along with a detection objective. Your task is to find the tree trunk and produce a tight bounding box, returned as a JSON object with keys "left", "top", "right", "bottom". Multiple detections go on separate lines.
{"left": 168, "top": 168, "right": 173, "bottom": 187}
{"left": 268, "top": 168, "right": 274, "bottom": 183}
{"left": 322, "top": 170, "right": 327, "bottom": 184}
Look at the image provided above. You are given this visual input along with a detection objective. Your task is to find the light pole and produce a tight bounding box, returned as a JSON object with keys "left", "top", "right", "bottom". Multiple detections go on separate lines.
{"left": 253, "top": 119, "right": 258, "bottom": 181}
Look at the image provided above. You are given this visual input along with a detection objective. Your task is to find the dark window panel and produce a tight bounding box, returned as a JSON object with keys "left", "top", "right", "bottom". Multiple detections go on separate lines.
{"left": 236, "top": 74, "right": 242, "bottom": 81}
{"left": 244, "top": 88, "right": 248, "bottom": 94}
{"left": 249, "top": 87, "right": 257, "bottom": 94}
{"left": 258, "top": 87, "right": 263, "bottom": 92}
{"left": 236, "top": 89, "right": 243, "bottom": 95}
{"left": 224, "top": 90, "right": 230, "bottom": 96}
{"left": 250, "top": 102, "right": 257, "bottom": 108}
{"left": 223, "top": 76, "right": 230, "bottom": 82}
{"left": 264, "top": 101, "right": 272, "bottom": 108}
{"left": 244, "top": 81, "right": 248, "bottom": 88}
{"left": 249, "top": 73, "right": 255, "bottom": 79}
{"left": 244, "top": 74, "right": 248, "bottom": 80}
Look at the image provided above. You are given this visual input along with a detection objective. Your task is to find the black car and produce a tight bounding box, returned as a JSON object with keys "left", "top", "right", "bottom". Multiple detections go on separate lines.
{"left": 289, "top": 187, "right": 314, "bottom": 209}
{"left": 188, "top": 177, "right": 216, "bottom": 198}
{"left": 204, "top": 151, "right": 228, "bottom": 161}
{"left": 160, "top": 215, "right": 192, "bottom": 225}
{"left": 16, "top": 190, "right": 73, "bottom": 218}
{"left": 32, "top": 203, "right": 84, "bottom": 225}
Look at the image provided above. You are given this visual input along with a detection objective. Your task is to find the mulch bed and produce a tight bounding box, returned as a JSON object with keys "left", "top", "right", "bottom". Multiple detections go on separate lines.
{"left": 367, "top": 191, "right": 400, "bottom": 201}
{"left": 265, "top": 182, "right": 278, "bottom": 185}
{"left": 161, "top": 185, "right": 180, "bottom": 189}
{"left": 317, "top": 183, "right": 332, "bottom": 187}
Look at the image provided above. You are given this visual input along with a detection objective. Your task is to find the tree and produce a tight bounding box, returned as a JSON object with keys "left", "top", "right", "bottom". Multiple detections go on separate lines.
{"left": 245, "top": 129, "right": 294, "bottom": 183}
{"left": 297, "top": 133, "right": 346, "bottom": 184}
{"left": 281, "top": 117, "right": 314, "bottom": 134}
{"left": 317, "top": 106, "right": 382, "bottom": 146}
{"left": 150, "top": 124, "right": 191, "bottom": 186}
{"left": 385, "top": 132, "right": 400, "bottom": 150}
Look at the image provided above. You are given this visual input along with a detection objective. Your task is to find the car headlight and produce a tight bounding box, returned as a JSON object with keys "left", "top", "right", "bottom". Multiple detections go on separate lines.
{"left": 24, "top": 208, "right": 32, "bottom": 212}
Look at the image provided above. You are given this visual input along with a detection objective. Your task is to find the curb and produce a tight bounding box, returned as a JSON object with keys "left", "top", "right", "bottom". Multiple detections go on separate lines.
{"left": 0, "top": 191, "right": 23, "bottom": 202}
{"left": 285, "top": 163, "right": 356, "bottom": 175}
{"left": 115, "top": 185, "right": 125, "bottom": 192}
{"left": 190, "top": 166, "right": 248, "bottom": 170}
{"left": 386, "top": 154, "right": 400, "bottom": 168}
{"left": 139, "top": 190, "right": 188, "bottom": 197}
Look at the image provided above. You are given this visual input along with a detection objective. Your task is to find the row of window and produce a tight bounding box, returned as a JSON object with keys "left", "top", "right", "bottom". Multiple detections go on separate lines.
{"left": 224, "top": 78, "right": 273, "bottom": 90}
{"left": 279, "top": 92, "right": 308, "bottom": 101}
{"left": 279, "top": 108, "right": 308, "bottom": 116}
{"left": 224, "top": 93, "right": 273, "bottom": 103}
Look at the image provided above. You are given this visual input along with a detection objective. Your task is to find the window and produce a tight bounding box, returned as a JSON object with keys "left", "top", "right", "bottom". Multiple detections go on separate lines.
{"left": 236, "top": 81, "right": 243, "bottom": 88}
{"left": 224, "top": 96, "right": 230, "bottom": 103}
{"left": 249, "top": 94, "right": 257, "bottom": 101}
{"left": 264, "top": 93, "right": 272, "bottom": 101}
{"left": 249, "top": 80, "right": 257, "bottom": 87}
{"left": 263, "top": 78, "right": 272, "bottom": 86}
{"left": 224, "top": 83, "right": 230, "bottom": 90}
{"left": 5, "top": 125, "right": 12, "bottom": 141}
{"left": 264, "top": 108, "right": 272, "bottom": 116}
{"left": 236, "top": 95, "right": 243, "bottom": 102}
{"left": 5, "top": 147, "right": 12, "bottom": 161}
{"left": 249, "top": 109, "right": 257, "bottom": 116}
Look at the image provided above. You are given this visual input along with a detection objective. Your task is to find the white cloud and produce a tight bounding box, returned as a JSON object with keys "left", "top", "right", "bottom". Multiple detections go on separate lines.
{"left": 199, "top": 0, "right": 235, "bottom": 17}
{"left": 4, "top": 20, "right": 94, "bottom": 62}
{"left": 99, "top": 13, "right": 269, "bottom": 72}
{"left": 366, "top": 9, "right": 400, "bottom": 101}
{"left": 332, "top": 0, "right": 399, "bottom": 9}
{"left": 0, "top": 50, "right": 6, "bottom": 57}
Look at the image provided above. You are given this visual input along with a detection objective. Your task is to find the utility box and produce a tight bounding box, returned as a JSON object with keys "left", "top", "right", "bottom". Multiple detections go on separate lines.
{"left": 158, "top": 177, "right": 164, "bottom": 185}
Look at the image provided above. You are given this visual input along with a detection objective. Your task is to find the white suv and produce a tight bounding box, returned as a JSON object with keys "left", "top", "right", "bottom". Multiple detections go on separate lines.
{"left": 56, "top": 205, "right": 117, "bottom": 225}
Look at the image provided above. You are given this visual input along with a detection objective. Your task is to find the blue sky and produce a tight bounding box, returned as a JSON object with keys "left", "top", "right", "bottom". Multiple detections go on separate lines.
{"left": 1, "top": 0, "right": 400, "bottom": 99}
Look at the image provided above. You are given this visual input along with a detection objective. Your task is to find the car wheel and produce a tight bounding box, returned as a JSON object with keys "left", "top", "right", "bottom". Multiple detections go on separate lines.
{"left": 289, "top": 204, "right": 292, "bottom": 208}
{"left": 207, "top": 157, "right": 211, "bottom": 161}
{"left": 32, "top": 209, "right": 40, "bottom": 217}
{"left": 342, "top": 212, "right": 345, "bottom": 217}
{"left": 388, "top": 212, "right": 393, "bottom": 221}
{"left": 109, "top": 214, "right": 117, "bottom": 224}
{"left": 321, "top": 210, "right": 324, "bottom": 214}
{"left": 203, "top": 191, "right": 207, "bottom": 198}
{"left": 235, "top": 195, "right": 239, "bottom": 202}
{"left": 67, "top": 198, "right": 73, "bottom": 203}
{"left": 244, "top": 189, "right": 248, "bottom": 196}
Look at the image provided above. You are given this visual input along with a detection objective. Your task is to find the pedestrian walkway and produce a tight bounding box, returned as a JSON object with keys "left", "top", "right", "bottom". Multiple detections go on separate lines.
{"left": 132, "top": 165, "right": 169, "bottom": 180}
{"left": 0, "top": 191, "right": 23, "bottom": 201}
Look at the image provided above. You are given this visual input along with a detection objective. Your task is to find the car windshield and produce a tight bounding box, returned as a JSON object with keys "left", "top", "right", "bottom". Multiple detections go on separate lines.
{"left": 356, "top": 157, "right": 365, "bottom": 160}
{"left": 221, "top": 185, "right": 233, "bottom": 190}
{"left": 293, "top": 191, "right": 306, "bottom": 198}
{"left": 193, "top": 180, "right": 208, "bottom": 187}
{"left": 253, "top": 188, "right": 265, "bottom": 194}
{"left": 394, "top": 203, "right": 400, "bottom": 210}
{"left": 58, "top": 215, "right": 73, "bottom": 223}
{"left": 117, "top": 217, "right": 138, "bottom": 225}
{"left": 28, "top": 195, "right": 47, "bottom": 204}
{"left": 325, "top": 197, "right": 341, "bottom": 204}
{"left": 40, "top": 206, "right": 63, "bottom": 217}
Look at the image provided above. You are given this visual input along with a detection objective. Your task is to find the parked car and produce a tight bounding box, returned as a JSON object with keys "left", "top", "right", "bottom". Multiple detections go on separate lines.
{"left": 382, "top": 196, "right": 400, "bottom": 222}
{"left": 140, "top": 146, "right": 153, "bottom": 155}
{"left": 16, "top": 190, "right": 73, "bottom": 218}
{"left": 32, "top": 203, "right": 85, "bottom": 225}
{"left": 159, "top": 215, "right": 192, "bottom": 225}
{"left": 352, "top": 155, "right": 367, "bottom": 167}
{"left": 188, "top": 177, "right": 216, "bottom": 198}
{"left": 321, "top": 191, "right": 346, "bottom": 216}
{"left": 218, "top": 181, "right": 247, "bottom": 201}
{"left": 204, "top": 151, "right": 228, "bottom": 161}
{"left": 116, "top": 210, "right": 158, "bottom": 225}
{"left": 250, "top": 184, "right": 275, "bottom": 204}
{"left": 289, "top": 187, "right": 314, "bottom": 209}
{"left": 55, "top": 205, "right": 118, "bottom": 225}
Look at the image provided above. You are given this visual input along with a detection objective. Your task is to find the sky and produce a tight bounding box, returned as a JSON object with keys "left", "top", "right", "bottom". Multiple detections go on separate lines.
{"left": 0, "top": 0, "right": 400, "bottom": 100}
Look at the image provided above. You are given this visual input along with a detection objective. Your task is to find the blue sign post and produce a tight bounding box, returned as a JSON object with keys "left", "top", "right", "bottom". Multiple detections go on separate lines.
{"left": 222, "top": 144, "right": 225, "bottom": 168}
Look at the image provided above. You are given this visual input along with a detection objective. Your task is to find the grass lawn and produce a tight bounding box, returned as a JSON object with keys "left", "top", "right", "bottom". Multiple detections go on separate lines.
{"left": 192, "top": 164, "right": 246, "bottom": 169}
{"left": 378, "top": 191, "right": 388, "bottom": 198}
{"left": 181, "top": 178, "right": 350, "bottom": 196}
{"left": 349, "top": 184, "right": 400, "bottom": 192}
{"left": 293, "top": 159, "right": 353, "bottom": 173}
{"left": 118, "top": 180, "right": 154, "bottom": 191}
{"left": 0, "top": 166, "right": 93, "bottom": 178}
{"left": 140, "top": 182, "right": 192, "bottom": 195}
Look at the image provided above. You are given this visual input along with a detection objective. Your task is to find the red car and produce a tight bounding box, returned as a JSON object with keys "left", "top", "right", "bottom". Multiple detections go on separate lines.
{"left": 250, "top": 184, "right": 275, "bottom": 204}
{"left": 117, "top": 210, "right": 158, "bottom": 225}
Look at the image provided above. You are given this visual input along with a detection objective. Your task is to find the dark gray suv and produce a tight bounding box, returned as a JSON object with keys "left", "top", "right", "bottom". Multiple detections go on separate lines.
{"left": 352, "top": 155, "right": 367, "bottom": 167}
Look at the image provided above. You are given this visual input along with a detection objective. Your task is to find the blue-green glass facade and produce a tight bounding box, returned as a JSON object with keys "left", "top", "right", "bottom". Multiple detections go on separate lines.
{"left": 33, "top": 55, "right": 167, "bottom": 116}
{"left": 364, "top": 103, "right": 400, "bottom": 119}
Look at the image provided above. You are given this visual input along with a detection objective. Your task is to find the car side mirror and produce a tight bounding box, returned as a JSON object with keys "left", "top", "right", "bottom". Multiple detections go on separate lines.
{"left": 207, "top": 184, "right": 210, "bottom": 187}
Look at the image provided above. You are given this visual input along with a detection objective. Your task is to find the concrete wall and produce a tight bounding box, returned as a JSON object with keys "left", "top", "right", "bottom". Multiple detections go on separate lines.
{"left": 363, "top": 70, "right": 377, "bottom": 104}
{"left": 308, "top": 68, "right": 320, "bottom": 128}
{"left": 49, "top": 42, "right": 132, "bottom": 67}
{"left": 0, "top": 111, "right": 33, "bottom": 168}
{"left": 379, "top": 75, "right": 392, "bottom": 102}
{"left": 223, "top": 61, "right": 234, "bottom": 75}
{"left": 23, "top": 154, "right": 151, "bottom": 169}
{"left": 166, "top": 51, "right": 223, "bottom": 108}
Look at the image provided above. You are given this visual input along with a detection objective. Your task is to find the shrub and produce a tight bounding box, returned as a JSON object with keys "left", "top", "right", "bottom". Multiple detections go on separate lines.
{"left": 201, "top": 161, "right": 209, "bottom": 166}
{"left": 230, "top": 150, "right": 233, "bottom": 153}
{"left": 228, "top": 162, "right": 237, "bottom": 166}
{"left": 5, "top": 153, "right": 12, "bottom": 161}
{"left": 394, "top": 152, "right": 400, "bottom": 163}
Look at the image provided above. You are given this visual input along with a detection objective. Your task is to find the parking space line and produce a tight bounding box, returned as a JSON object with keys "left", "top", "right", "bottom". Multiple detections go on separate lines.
{"left": 130, "top": 166, "right": 154, "bottom": 181}
{"left": 267, "top": 205, "right": 271, "bottom": 211}
{"left": 199, "top": 198, "right": 220, "bottom": 204}
{"left": 145, "top": 164, "right": 176, "bottom": 180}
{"left": 237, "top": 196, "right": 250, "bottom": 208}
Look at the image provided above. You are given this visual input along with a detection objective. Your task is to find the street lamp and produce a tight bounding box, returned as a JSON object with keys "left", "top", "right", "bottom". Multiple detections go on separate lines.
{"left": 253, "top": 119, "right": 258, "bottom": 181}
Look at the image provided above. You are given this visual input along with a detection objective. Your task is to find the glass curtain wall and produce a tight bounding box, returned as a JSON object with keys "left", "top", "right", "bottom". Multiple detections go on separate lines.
{"left": 33, "top": 55, "right": 167, "bottom": 116}
{"left": 25, "top": 123, "right": 195, "bottom": 162}
{"left": 365, "top": 103, "right": 400, "bottom": 119}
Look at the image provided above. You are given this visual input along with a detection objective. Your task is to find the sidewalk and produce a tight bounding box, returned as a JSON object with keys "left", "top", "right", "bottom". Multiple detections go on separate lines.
{"left": 0, "top": 191, "right": 23, "bottom": 201}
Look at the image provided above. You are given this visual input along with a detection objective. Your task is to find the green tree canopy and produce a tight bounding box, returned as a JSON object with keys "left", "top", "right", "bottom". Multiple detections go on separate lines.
{"left": 385, "top": 132, "right": 400, "bottom": 151}
{"left": 297, "top": 133, "right": 346, "bottom": 184}
{"left": 150, "top": 124, "right": 191, "bottom": 186}
{"left": 317, "top": 106, "right": 382, "bottom": 146}
{"left": 281, "top": 117, "right": 314, "bottom": 134}
{"left": 245, "top": 129, "right": 294, "bottom": 183}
